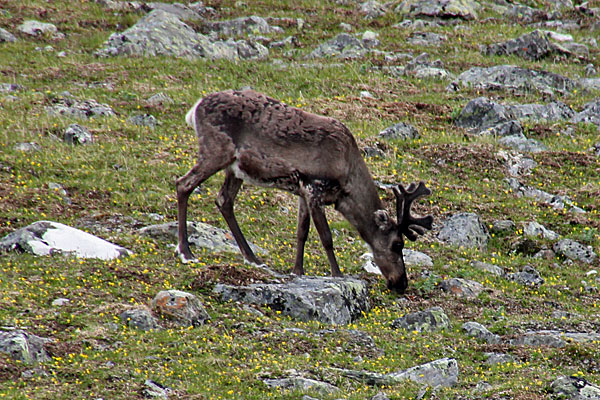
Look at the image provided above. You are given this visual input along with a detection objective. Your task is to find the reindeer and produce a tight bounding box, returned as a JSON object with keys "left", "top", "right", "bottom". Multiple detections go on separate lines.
{"left": 176, "top": 89, "right": 432, "bottom": 293}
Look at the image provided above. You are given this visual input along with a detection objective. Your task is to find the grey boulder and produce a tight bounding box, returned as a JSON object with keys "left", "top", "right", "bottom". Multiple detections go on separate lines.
{"left": 438, "top": 212, "right": 490, "bottom": 249}
{"left": 214, "top": 276, "right": 369, "bottom": 325}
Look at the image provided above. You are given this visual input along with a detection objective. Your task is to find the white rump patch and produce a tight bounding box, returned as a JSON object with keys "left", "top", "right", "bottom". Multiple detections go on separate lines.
{"left": 185, "top": 98, "right": 203, "bottom": 132}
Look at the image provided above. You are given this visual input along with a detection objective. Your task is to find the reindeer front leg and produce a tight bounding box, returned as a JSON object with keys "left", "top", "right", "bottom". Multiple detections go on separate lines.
{"left": 307, "top": 199, "right": 343, "bottom": 278}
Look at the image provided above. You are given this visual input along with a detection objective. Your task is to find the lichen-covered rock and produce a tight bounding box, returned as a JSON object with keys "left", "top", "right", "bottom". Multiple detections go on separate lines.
{"left": 391, "top": 307, "right": 450, "bottom": 332}
{"left": 455, "top": 65, "right": 578, "bottom": 96}
{"left": 152, "top": 290, "right": 210, "bottom": 327}
{"left": 96, "top": 10, "right": 268, "bottom": 61}
{"left": 338, "top": 357, "right": 459, "bottom": 388}
{"left": 499, "top": 134, "right": 547, "bottom": 153}
{"left": 572, "top": 99, "right": 600, "bottom": 127}
{"left": 454, "top": 97, "right": 512, "bottom": 131}
{"left": 524, "top": 221, "right": 559, "bottom": 240}
{"left": 203, "top": 15, "right": 282, "bottom": 37}
{"left": 553, "top": 239, "right": 597, "bottom": 264}
{"left": 120, "top": 307, "right": 161, "bottom": 331}
{"left": 264, "top": 376, "right": 339, "bottom": 395}
{"left": 471, "top": 260, "right": 505, "bottom": 276}
{"left": 309, "top": 33, "right": 370, "bottom": 59}
{"left": 0, "top": 330, "right": 52, "bottom": 363}
{"left": 440, "top": 278, "right": 484, "bottom": 299}
{"left": 438, "top": 212, "right": 490, "bottom": 249}
{"left": 17, "top": 20, "right": 64, "bottom": 39}
{"left": 507, "top": 265, "right": 545, "bottom": 287}
{"left": 481, "top": 30, "right": 553, "bottom": 61}
{"left": 214, "top": 276, "right": 369, "bottom": 325}
{"left": 462, "top": 322, "right": 501, "bottom": 344}
{"left": 64, "top": 123, "right": 93, "bottom": 145}
{"left": 550, "top": 376, "right": 600, "bottom": 399}
{"left": 0, "top": 221, "right": 132, "bottom": 260}
{"left": 46, "top": 94, "right": 115, "bottom": 119}
{"left": 396, "top": 0, "right": 480, "bottom": 20}
{"left": 138, "top": 221, "right": 266, "bottom": 256}
{"left": 379, "top": 122, "right": 420, "bottom": 140}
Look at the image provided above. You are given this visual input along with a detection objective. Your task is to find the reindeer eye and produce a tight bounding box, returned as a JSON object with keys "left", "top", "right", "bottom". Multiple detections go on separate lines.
{"left": 391, "top": 241, "right": 403, "bottom": 254}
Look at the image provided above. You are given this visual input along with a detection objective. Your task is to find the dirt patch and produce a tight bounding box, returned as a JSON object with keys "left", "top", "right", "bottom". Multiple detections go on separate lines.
{"left": 191, "top": 264, "right": 273, "bottom": 290}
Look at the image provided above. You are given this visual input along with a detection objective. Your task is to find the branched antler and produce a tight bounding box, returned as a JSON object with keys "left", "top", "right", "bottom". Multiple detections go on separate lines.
{"left": 393, "top": 181, "right": 433, "bottom": 241}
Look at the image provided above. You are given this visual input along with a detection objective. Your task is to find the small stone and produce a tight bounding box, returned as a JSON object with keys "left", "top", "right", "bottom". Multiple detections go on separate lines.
{"left": 152, "top": 290, "right": 209, "bottom": 327}
{"left": 550, "top": 376, "right": 600, "bottom": 399}
{"left": 553, "top": 239, "right": 597, "bottom": 264}
{"left": 142, "top": 379, "right": 171, "bottom": 399}
{"left": 379, "top": 122, "right": 420, "bottom": 140}
{"left": 438, "top": 213, "right": 490, "bottom": 249}
{"left": 440, "top": 278, "right": 484, "bottom": 299}
{"left": 64, "top": 123, "right": 93, "bottom": 145}
{"left": 391, "top": 306, "right": 450, "bottom": 332}
{"left": 120, "top": 307, "right": 161, "bottom": 331}
{"left": 14, "top": 142, "right": 41, "bottom": 152}
{"left": 128, "top": 113, "right": 158, "bottom": 128}
{"left": 484, "top": 352, "right": 514, "bottom": 365}
{"left": 507, "top": 265, "right": 544, "bottom": 286}
{"left": 462, "top": 321, "right": 501, "bottom": 344}
{"left": 51, "top": 298, "right": 70, "bottom": 307}
{"left": 523, "top": 221, "right": 559, "bottom": 240}
{"left": 491, "top": 219, "right": 516, "bottom": 234}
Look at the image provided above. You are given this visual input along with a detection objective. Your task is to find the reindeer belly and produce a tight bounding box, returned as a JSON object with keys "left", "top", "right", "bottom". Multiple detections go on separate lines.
{"left": 230, "top": 148, "right": 301, "bottom": 193}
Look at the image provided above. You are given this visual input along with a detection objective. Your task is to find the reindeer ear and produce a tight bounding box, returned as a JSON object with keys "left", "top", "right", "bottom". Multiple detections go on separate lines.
{"left": 373, "top": 210, "right": 394, "bottom": 232}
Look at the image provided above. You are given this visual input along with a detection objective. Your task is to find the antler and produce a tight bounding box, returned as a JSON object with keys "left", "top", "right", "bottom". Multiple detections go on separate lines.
{"left": 392, "top": 181, "right": 433, "bottom": 241}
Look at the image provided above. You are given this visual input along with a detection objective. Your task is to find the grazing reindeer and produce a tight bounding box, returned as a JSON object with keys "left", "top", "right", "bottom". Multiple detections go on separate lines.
{"left": 176, "top": 89, "right": 432, "bottom": 293}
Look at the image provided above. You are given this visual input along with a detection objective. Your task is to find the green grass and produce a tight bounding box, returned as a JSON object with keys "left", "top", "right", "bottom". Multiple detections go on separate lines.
{"left": 1, "top": 0, "right": 600, "bottom": 399}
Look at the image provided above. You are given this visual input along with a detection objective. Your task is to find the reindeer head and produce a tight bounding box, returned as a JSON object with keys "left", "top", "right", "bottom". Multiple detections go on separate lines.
{"left": 372, "top": 182, "right": 433, "bottom": 294}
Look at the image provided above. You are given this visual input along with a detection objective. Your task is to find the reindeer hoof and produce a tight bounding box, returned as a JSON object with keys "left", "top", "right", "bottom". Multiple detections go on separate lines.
{"left": 175, "top": 245, "right": 198, "bottom": 264}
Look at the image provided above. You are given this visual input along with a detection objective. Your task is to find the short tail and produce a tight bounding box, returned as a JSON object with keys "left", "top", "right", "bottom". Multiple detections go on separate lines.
{"left": 185, "top": 98, "right": 203, "bottom": 132}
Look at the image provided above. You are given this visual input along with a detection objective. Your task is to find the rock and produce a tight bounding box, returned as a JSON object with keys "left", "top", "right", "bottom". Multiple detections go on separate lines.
{"left": 64, "top": 123, "right": 93, "bottom": 145}
{"left": 0, "top": 330, "right": 52, "bottom": 363}
{"left": 371, "top": 392, "right": 391, "bottom": 400}
{"left": 396, "top": 0, "right": 480, "bottom": 20}
{"left": 138, "top": 221, "right": 266, "bottom": 256}
{"left": 498, "top": 134, "right": 547, "bottom": 153}
{"left": 214, "top": 276, "right": 369, "bottom": 325}
{"left": 46, "top": 94, "right": 116, "bottom": 119}
{"left": 309, "top": 33, "right": 370, "bottom": 59}
{"left": 484, "top": 352, "right": 514, "bottom": 365}
{"left": 338, "top": 357, "right": 459, "bottom": 388}
{"left": 146, "top": 2, "right": 204, "bottom": 21}
{"left": 407, "top": 32, "right": 446, "bottom": 47}
{"left": 264, "top": 376, "right": 339, "bottom": 395}
{"left": 455, "top": 65, "right": 578, "bottom": 96}
{"left": 507, "top": 101, "right": 574, "bottom": 123}
{"left": 579, "top": 78, "right": 600, "bottom": 92}
{"left": 481, "top": 30, "right": 553, "bottom": 61}
{"left": 550, "top": 376, "right": 600, "bottom": 400}
{"left": 379, "top": 122, "right": 419, "bottom": 140}
{"left": 553, "top": 239, "right": 597, "bottom": 264}
{"left": 120, "top": 307, "right": 161, "bottom": 331}
{"left": 151, "top": 290, "right": 209, "bottom": 327}
{"left": 403, "top": 249, "right": 433, "bottom": 267}
{"left": 0, "top": 83, "right": 23, "bottom": 93}
{"left": 440, "top": 278, "right": 484, "bottom": 299}
{"left": 51, "top": 298, "right": 70, "bottom": 307}
{"left": 14, "top": 142, "right": 41, "bottom": 152}
{"left": 146, "top": 92, "right": 174, "bottom": 106}
{"left": 507, "top": 265, "right": 545, "bottom": 286}
{"left": 97, "top": 10, "right": 268, "bottom": 61}
{"left": 524, "top": 221, "right": 559, "bottom": 240}
{"left": 511, "top": 330, "right": 565, "bottom": 347}
{"left": 502, "top": 152, "right": 537, "bottom": 177}
{"left": 359, "top": 1, "right": 387, "bottom": 19}
{"left": 506, "top": 178, "right": 584, "bottom": 212}
{"left": 438, "top": 212, "right": 490, "bottom": 249}
{"left": 0, "top": 27, "right": 16, "bottom": 43}
{"left": 203, "top": 15, "right": 282, "bottom": 37}
{"left": 462, "top": 322, "right": 501, "bottom": 344}
{"left": 142, "top": 379, "right": 172, "bottom": 399}
{"left": 127, "top": 113, "right": 158, "bottom": 128}
{"left": 391, "top": 306, "right": 450, "bottom": 332}
{"left": 470, "top": 260, "right": 505, "bottom": 276}
{"left": 503, "top": 4, "right": 548, "bottom": 23}
{"left": 572, "top": 99, "right": 600, "bottom": 127}
{"left": 17, "top": 20, "right": 64, "bottom": 39}
{"left": 454, "top": 97, "right": 512, "bottom": 131}
{"left": 491, "top": 219, "right": 516, "bottom": 234}
{"left": 403, "top": 53, "right": 450, "bottom": 80}
{"left": 0, "top": 220, "right": 132, "bottom": 260}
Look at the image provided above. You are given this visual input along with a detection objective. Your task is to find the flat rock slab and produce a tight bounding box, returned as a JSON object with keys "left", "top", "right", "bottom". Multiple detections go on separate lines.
{"left": 264, "top": 376, "right": 339, "bottom": 395}
{"left": 214, "top": 276, "right": 370, "bottom": 325}
{"left": 139, "top": 221, "right": 266, "bottom": 255}
{"left": 337, "top": 357, "right": 459, "bottom": 388}
{"left": 438, "top": 212, "right": 490, "bottom": 249}
{"left": 391, "top": 306, "right": 450, "bottom": 332}
{"left": 0, "top": 220, "right": 132, "bottom": 260}
{"left": 151, "top": 290, "right": 210, "bottom": 327}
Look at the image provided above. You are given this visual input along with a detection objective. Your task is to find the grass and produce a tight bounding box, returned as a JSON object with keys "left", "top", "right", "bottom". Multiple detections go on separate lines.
{"left": 1, "top": 0, "right": 600, "bottom": 399}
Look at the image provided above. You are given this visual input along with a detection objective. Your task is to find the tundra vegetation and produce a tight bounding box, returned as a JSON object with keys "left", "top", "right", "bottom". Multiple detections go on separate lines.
{"left": 0, "top": 0, "right": 599, "bottom": 399}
